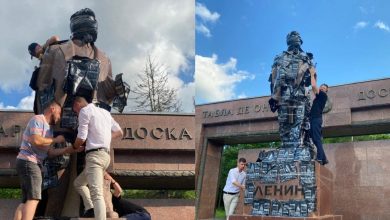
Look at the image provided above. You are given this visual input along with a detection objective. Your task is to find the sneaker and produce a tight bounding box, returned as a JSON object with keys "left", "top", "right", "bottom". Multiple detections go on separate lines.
{"left": 82, "top": 208, "right": 94, "bottom": 217}
{"left": 316, "top": 159, "right": 329, "bottom": 166}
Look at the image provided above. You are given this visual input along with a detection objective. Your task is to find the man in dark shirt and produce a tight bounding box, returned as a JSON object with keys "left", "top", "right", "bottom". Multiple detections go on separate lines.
{"left": 104, "top": 173, "right": 151, "bottom": 220}
{"left": 309, "top": 67, "right": 329, "bottom": 165}
{"left": 112, "top": 195, "right": 151, "bottom": 220}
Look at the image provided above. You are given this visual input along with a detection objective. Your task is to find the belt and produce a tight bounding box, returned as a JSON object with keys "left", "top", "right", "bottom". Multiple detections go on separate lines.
{"left": 85, "top": 147, "right": 110, "bottom": 154}
{"left": 223, "top": 191, "right": 239, "bottom": 195}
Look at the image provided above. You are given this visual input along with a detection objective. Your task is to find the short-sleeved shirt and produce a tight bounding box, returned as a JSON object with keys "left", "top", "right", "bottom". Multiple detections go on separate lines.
{"left": 77, "top": 103, "right": 121, "bottom": 151}
{"left": 223, "top": 167, "right": 246, "bottom": 193}
{"left": 17, "top": 115, "right": 52, "bottom": 164}
{"left": 310, "top": 91, "right": 328, "bottom": 118}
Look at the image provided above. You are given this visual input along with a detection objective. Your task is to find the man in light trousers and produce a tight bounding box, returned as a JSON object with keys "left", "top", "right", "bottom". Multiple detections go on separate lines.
{"left": 72, "top": 97, "right": 123, "bottom": 219}
{"left": 223, "top": 157, "right": 247, "bottom": 218}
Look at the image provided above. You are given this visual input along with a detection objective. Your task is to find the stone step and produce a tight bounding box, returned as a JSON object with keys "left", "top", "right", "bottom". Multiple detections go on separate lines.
{"left": 31, "top": 217, "right": 127, "bottom": 220}
{"left": 70, "top": 218, "right": 126, "bottom": 220}
{"left": 228, "top": 214, "right": 343, "bottom": 220}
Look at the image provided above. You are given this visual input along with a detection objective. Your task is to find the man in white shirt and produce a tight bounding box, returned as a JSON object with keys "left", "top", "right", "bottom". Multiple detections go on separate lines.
{"left": 223, "top": 157, "right": 247, "bottom": 217}
{"left": 72, "top": 96, "right": 123, "bottom": 219}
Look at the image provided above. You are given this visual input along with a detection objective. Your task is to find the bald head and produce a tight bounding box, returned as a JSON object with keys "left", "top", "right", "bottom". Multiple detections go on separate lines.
{"left": 73, "top": 96, "right": 88, "bottom": 114}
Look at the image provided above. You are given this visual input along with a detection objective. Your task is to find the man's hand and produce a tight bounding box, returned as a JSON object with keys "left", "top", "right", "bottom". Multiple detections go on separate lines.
{"left": 71, "top": 145, "right": 85, "bottom": 153}
{"left": 72, "top": 137, "right": 86, "bottom": 151}
{"left": 48, "top": 143, "right": 81, "bottom": 158}
{"left": 310, "top": 66, "right": 319, "bottom": 94}
{"left": 63, "top": 145, "right": 75, "bottom": 154}
{"left": 268, "top": 98, "right": 280, "bottom": 113}
{"left": 53, "top": 135, "right": 65, "bottom": 144}
{"left": 309, "top": 66, "right": 316, "bottom": 76}
{"left": 112, "top": 129, "right": 123, "bottom": 139}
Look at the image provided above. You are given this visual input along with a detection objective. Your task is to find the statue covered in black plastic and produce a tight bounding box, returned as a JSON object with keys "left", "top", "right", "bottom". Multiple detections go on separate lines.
{"left": 35, "top": 8, "right": 129, "bottom": 120}
{"left": 29, "top": 8, "right": 130, "bottom": 217}
{"left": 244, "top": 32, "right": 318, "bottom": 218}
{"left": 268, "top": 31, "right": 313, "bottom": 148}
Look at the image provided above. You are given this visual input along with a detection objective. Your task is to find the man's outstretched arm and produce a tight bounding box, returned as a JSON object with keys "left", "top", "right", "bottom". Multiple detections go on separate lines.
{"left": 310, "top": 67, "right": 319, "bottom": 94}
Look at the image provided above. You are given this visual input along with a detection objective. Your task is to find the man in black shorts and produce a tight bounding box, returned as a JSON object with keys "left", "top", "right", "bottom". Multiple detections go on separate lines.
{"left": 13, "top": 101, "right": 75, "bottom": 220}
{"left": 309, "top": 67, "right": 329, "bottom": 165}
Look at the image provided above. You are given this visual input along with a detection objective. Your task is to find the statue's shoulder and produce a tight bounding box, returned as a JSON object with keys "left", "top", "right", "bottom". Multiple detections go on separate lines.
{"left": 50, "top": 40, "right": 69, "bottom": 47}
{"left": 277, "top": 51, "right": 289, "bottom": 58}
{"left": 55, "top": 40, "right": 74, "bottom": 60}
{"left": 273, "top": 51, "right": 288, "bottom": 62}
{"left": 94, "top": 46, "right": 110, "bottom": 61}
{"left": 298, "top": 50, "right": 313, "bottom": 57}
{"left": 272, "top": 51, "right": 290, "bottom": 68}
{"left": 301, "top": 51, "right": 314, "bottom": 65}
{"left": 43, "top": 40, "right": 66, "bottom": 53}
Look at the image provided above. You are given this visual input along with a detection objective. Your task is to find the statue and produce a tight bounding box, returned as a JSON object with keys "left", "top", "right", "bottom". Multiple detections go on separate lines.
{"left": 243, "top": 31, "right": 318, "bottom": 217}
{"left": 269, "top": 31, "right": 313, "bottom": 148}
{"left": 29, "top": 8, "right": 130, "bottom": 218}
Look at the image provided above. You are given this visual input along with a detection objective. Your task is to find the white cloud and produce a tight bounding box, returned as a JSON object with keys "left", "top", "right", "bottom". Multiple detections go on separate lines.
{"left": 196, "top": 24, "right": 212, "bottom": 38}
{"left": 0, "top": 91, "right": 34, "bottom": 110}
{"left": 195, "top": 3, "right": 220, "bottom": 38}
{"left": 0, "top": 102, "right": 16, "bottom": 110}
{"left": 17, "top": 92, "right": 35, "bottom": 110}
{"left": 354, "top": 21, "right": 368, "bottom": 30}
{"left": 195, "top": 54, "right": 254, "bottom": 103}
{"left": 0, "top": 0, "right": 194, "bottom": 112}
{"left": 237, "top": 93, "right": 247, "bottom": 99}
{"left": 195, "top": 3, "right": 220, "bottom": 23}
{"left": 374, "top": 20, "right": 390, "bottom": 32}
{"left": 177, "top": 82, "right": 195, "bottom": 112}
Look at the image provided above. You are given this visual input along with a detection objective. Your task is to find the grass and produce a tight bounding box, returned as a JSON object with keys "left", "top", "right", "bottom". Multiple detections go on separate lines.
{"left": 215, "top": 207, "right": 226, "bottom": 218}
{"left": 120, "top": 189, "right": 196, "bottom": 199}
{"left": 0, "top": 188, "right": 196, "bottom": 200}
{"left": 0, "top": 188, "right": 21, "bottom": 199}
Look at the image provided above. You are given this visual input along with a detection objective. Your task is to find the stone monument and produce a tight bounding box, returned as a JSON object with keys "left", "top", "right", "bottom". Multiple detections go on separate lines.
{"left": 195, "top": 77, "right": 390, "bottom": 220}
{"left": 238, "top": 31, "right": 339, "bottom": 219}
{"left": 29, "top": 8, "right": 130, "bottom": 217}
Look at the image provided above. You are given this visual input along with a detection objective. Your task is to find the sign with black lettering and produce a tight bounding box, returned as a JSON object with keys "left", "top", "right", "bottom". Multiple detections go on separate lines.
{"left": 122, "top": 127, "right": 192, "bottom": 140}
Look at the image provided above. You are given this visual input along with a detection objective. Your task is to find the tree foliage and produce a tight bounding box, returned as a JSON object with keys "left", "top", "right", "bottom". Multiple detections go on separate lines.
{"left": 323, "top": 133, "right": 390, "bottom": 144}
{"left": 133, "top": 54, "right": 182, "bottom": 112}
{"left": 0, "top": 188, "right": 20, "bottom": 199}
{"left": 122, "top": 189, "right": 195, "bottom": 199}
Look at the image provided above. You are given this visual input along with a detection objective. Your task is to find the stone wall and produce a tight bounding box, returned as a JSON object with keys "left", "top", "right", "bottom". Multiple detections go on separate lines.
{"left": 0, "top": 198, "right": 194, "bottom": 220}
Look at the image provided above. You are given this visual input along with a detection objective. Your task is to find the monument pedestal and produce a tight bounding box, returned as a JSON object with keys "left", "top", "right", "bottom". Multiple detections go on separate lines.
{"left": 229, "top": 215, "right": 343, "bottom": 220}
{"left": 312, "top": 162, "right": 333, "bottom": 217}
{"left": 237, "top": 161, "right": 341, "bottom": 219}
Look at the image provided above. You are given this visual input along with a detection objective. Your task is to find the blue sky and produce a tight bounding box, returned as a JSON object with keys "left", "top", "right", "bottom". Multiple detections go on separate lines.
{"left": 195, "top": 0, "right": 390, "bottom": 104}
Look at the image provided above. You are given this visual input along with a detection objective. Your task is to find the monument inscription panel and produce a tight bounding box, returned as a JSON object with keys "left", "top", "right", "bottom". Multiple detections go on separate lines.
{"left": 244, "top": 148, "right": 316, "bottom": 217}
